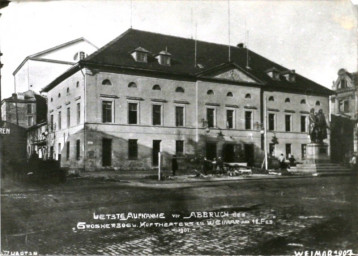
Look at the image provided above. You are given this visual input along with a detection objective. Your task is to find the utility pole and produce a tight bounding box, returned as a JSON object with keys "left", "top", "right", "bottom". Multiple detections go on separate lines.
{"left": 263, "top": 94, "right": 268, "bottom": 170}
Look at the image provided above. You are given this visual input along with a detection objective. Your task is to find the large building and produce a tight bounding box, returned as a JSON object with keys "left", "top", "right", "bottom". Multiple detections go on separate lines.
{"left": 330, "top": 68, "right": 358, "bottom": 159}
{"left": 13, "top": 38, "right": 98, "bottom": 94}
{"left": 41, "top": 28, "right": 332, "bottom": 171}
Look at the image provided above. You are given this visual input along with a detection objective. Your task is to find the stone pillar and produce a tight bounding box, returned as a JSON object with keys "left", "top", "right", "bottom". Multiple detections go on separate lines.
{"left": 306, "top": 143, "right": 330, "bottom": 163}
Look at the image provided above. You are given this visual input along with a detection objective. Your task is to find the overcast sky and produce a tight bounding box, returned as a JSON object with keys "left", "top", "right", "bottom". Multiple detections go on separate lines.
{"left": 0, "top": 0, "right": 357, "bottom": 99}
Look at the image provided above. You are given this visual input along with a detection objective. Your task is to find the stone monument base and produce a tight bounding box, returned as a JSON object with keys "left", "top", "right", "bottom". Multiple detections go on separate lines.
{"left": 305, "top": 143, "right": 330, "bottom": 164}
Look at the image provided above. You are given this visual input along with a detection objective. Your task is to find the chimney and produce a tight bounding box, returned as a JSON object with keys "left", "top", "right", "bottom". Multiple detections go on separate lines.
{"left": 237, "top": 43, "right": 244, "bottom": 48}
{"left": 12, "top": 93, "right": 17, "bottom": 99}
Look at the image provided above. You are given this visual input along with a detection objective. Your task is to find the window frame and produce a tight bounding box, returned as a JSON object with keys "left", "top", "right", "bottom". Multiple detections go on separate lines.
{"left": 244, "top": 111, "right": 253, "bottom": 130}
{"left": 66, "top": 141, "right": 70, "bottom": 160}
{"left": 285, "top": 114, "right": 292, "bottom": 132}
{"left": 268, "top": 112, "right": 276, "bottom": 131}
{"left": 176, "top": 140, "right": 185, "bottom": 156}
{"left": 128, "top": 101, "right": 140, "bottom": 125}
{"left": 77, "top": 103, "right": 81, "bottom": 125}
{"left": 58, "top": 111, "right": 62, "bottom": 130}
{"left": 206, "top": 107, "right": 216, "bottom": 128}
{"left": 128, "top": 139, "right": 138, "bottom": 160}
{"left": 76, "top": 139, "right": 80, "bottom": 160}
{"left": 67, "top": 107, "right": 71, "bottom": 128}
{"left": 152, "top": 103, "right": 163, "bottom": 126}
{"left": 175, "top": 105, "right": 185, "bottom": 127}
{"left": 101, "top": 100, "right": 114, "bottom": 123}
{"left": 300, "top": 115, "right": 308, "bottom": 133}
{"left": 226, "top": 108, "right": 235, "bottom": 129}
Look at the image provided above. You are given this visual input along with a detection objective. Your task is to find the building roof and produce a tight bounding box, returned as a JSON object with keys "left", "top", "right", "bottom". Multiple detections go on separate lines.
{"left": 43, "top": 28, "right": 333, "bottom": 95}
{"left": 13, "top": 37, "right": 98, "bottom": 75}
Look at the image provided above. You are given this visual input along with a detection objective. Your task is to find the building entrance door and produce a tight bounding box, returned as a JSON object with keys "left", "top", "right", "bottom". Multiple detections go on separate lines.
{"left": 244, "top": 144, "right": 254, "bottom": 166}
{"left": 222, "top": 144, "right": 235, "bottom": 162}
{"left": 152, "top": 140, "right": 161, "bottom": 166}
{"left": 102, "top": 138, "right": 112, "bottom": 166}
{"left": 206, "top": 142, "right": 217, "bottom": 160}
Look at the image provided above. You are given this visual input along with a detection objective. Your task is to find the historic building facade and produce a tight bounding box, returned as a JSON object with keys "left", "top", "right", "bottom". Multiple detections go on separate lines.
{"left": 330, "top": 68, "right": 358, "bottom": 159}
{"left": 42, "top": 29, "right": 332, "bottom": 171}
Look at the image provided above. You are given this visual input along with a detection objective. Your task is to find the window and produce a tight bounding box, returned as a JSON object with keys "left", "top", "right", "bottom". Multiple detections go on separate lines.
{"left": 340, "top": 79, "right": 347, "bottom": 89}
{"left": 128, "top": 139, "right": 138, "bottom": 159}
{"left": 51, "top": 98, "right": 53, "bottom": 102}
{"left": 226, "top": 109, "right": 234, "bottom": 129}
{"left": 301, "top": 116, "right": 307, "bottom": 132}
{"left": 285, "top": 98, "right": 290, "bottom": 103}
{"left": 245, "top": 93, "right": 251, "bottom": 99}
{"left": 102, "top": 79, "right": 112, "bottom": 86}
{"left": 102, "top": 101, "right": 112, "bottom": 123}
{"left": 206, "top": 108, "right": 215, "bottom": 128}
{"left": 152, "top": 104, "right": 162, "bottom": 125}
{"left": 136, "top": 52, "right": 147, "bottom": 63}
{"left": 67, "top": 107, "right": 70, "bottom": 128}
{"left": 76, "top": 140, "right": 80, "bottom": 160}
{"left": 268, "top": 113, "right": 275, "bottom": 131}
{"left": 58, "top": 111, "right": 62, "bottom": 130}
{"left": 245, "top": 111, "right": 252, "bottom": 130}
{"left": 79, "top": 51, "right": 86, "bottom": 60}
{"left": 207, "top": 90, "right": 214, "bottom": 95}
{"left": 285, "top": 115, "right": 291, "bottom": 132}
{"left": 128, "top": 82, "right": 137, "bottom": 88}
{"left": 268, "top": 96, "right": 274, "bottom": 101}
{"left": 152, "top": 84, "right": 161, "bottom": 90}
{"left": 58, "top": 143, "right": 61, "bottom": 161}
{"left": 77, "top": 103, "right": 80, "bottom": 124}
{"left": 227, "top": 92, "right": 233, "bottom": 97}
{"left": 286, "top": 144, "right": 291, "bottom": 158}
{"left": 66, "top": 88, "right": 70, "bottom": 95}
{"left": 27, "top": 116, "right": 33, "bottom": 126}
{"left": 300, "top": 99, "right": 306, "bottom": 104}
{"left": 50, "top": 114, "right": 54, "bottom": 131}
{"left": 159, "top": 55, "right": 171, "bottom": 66}
{"left": 176, "top": 140, "right": 184, "bottom": 156}
{"left": 175, "top": 87, "right": 185, "bottom": 93}
{"left": 76, "top": 81, "right": 80, "bottom": 88}
{"left": 27, "top": 104, "right": 32, "bottom": 114}
{"left": 175, "top": 106, "right": 184, "bottom": 127}
{"left": 58, "top": 93, "right": 61, "bottom": 98}
{"left": 66, "top": 141, "right": 70, "bottom": 160}
{"left": 128, "top": 103, "right": 138, "bottom": 124}
{"left": 315, "top": 101, "right": 321, "bottom": 106}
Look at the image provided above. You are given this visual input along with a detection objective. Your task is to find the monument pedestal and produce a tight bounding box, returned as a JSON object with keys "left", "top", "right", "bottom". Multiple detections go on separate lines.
{"left": 305, "top": 143, "right": 329, "bottom": 164}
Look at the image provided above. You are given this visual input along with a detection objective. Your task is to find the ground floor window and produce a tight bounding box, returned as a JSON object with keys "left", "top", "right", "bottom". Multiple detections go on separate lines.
{"left": 76, "top": 140, "right": 80, "bottom": 160}
{"left": 102, "top": 138, "right": 112, "bottom": 166}
{"left": 285, "top": 144, "right": 291, "bottom": 158}
{"left": 269, "top": 143, "right": 275, "bottom": 156}
{"left": 66, "top": 141, "right": 70, "bottom": 160}
{"left": 128, "top": 139, "right": 138, "bottom": 159}
{"left": 176, "top": 140, "right": 184, "bottom": 156}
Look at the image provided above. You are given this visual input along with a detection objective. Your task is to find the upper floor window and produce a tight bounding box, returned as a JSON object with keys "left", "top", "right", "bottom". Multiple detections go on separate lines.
{"left": 128, "top": 102, "right": 138, "bottom": 124}
{"left": 102, "top": 79, "right": 112, "bottom": 86}
{"left": 206, "top": 108, "right": 216, "bottom": 128}
{"left": 152, "top": 84, "right": 161, "bottom": 91}
{"left": 227, "top": 92, "right": 233, "bottom": 97}
{"left": 315, "top": 101, "right": 321, "bottom": 106}
{"left": 268, "top": 113, "right": 275, "bottom": 131}
{"left": 268, "top": 96, "right": 274, "bottom": 102}
{"left": 74, "top": 51, "right": 86, "bottom": 61}
{"left": 152, "top": 104, "right": 162, "bottom": 126}
{"left": 131, "top": 47, "right": 149, "bottom": 63}
{"left": 128, "top": 82, "right": 137, "bottom": 88}
{"left": 285, "top": 114, "right": 292, "bottom": 132}
{"left": 300, "top": 99, "right": 306, "bottom": 104}
{"left": 226, "top": 109, "right": 234, "bottom": 129}
{"left": 245, "top": 111, "right": 252, "bottom": 130}
{"left": 157, "top": 50, "right": 171, "bottom": 66}
{"left": 66, "top": 88, "right": 70, "bottom": 95}
{"left": 76, "top": 81, "right": 80, "bottom": 88}
{"left": 102, "top": 101, "right": 113, "bottom": 123}
{"left": 285, "top": 98, "right": 290, "bottom": 103}
{"left": 175, "top": 106, "right": 184, "bottom": 127}
{"left": 58, "top": 93, "right": 61, "bottom": 98}
{"left": 51, "top": 98, "right": 53, "bottom": 102}
{"left": 340, "top": 79, "right": 347, "bottom": 89}
{"left": 207, "top": 90, "right": 214, "bottom": 95}
{"left": 245, "top": 93, "right": 251, "bottom": 99}
{"left": 79, "top": 51, "right": 86, "bottom": 60}
{"left": 175, "top": 87, "right": 185, "bottom": 93}
{"left": 27, "top": 104, "right": 33, "bottom": 114}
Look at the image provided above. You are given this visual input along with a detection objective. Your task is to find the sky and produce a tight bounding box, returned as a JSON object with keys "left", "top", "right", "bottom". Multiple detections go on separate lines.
{"left": 0, "top": 0, "right": 357, "bottom": 99}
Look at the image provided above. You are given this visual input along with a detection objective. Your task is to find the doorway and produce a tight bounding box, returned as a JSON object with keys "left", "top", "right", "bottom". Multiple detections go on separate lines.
{"left": 222, "top": 144, "right": 235, "bottom": 162}
{"left": 152, "top": 140, "right": 161, "bottom": 166}
{"left": 244, "top": 144, "right": 254, "bottom": 166}
{"left": 102, "top": 138, "right": 112, "bottom": 167}
{"left": 206, "top": 142, "right": 217, "bottom": 160}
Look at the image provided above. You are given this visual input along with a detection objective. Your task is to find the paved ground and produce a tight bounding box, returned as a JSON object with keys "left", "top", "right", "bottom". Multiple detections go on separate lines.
{"left": 1, "top": 174, "right": 358, "bottom": 255}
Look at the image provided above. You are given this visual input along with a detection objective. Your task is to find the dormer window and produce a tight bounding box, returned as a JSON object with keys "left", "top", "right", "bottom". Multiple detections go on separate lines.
{"left": 266, "top": 68, "right": 280, "bottom": 80}
{"left": 74, "top": 51, "right": 87, "bottom": 61}
{"left": 340, "top": 79, "right": 347, "bottom": 89}
{"left": 131, "top": 47, "right": 149, "bottom": 63}
{"left": 282, "top": 70, "right": 296, "bottom": 82}
{"left": 157, "top": 50, "right": 171, "bottom": 66}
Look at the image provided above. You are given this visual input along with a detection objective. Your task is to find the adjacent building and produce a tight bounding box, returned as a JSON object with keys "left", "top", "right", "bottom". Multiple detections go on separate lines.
{"left": 41, "top": 28, "right": 332, "bottom": 171}
{"left": 1, "top": 90, "right": 47, "bottom": 129}
{"left": 330, "top": 68, "right": 358, "bottom": 159}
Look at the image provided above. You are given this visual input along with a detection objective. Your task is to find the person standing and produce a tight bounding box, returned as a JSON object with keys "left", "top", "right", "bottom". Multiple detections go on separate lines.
{"left": 172, "top": 155, "right": 178, "bottom": 176}
{"left": 279, "top": 153, "right": 286, "bottom": 169}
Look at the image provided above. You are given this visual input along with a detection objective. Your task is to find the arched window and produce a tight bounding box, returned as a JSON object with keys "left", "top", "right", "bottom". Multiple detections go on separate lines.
{"left": 300, "top": 99, "right": 306, "bottom": 104}
{"left": 285, "top": 98, "right": 290, "bottom": 103}
{"left": 76, "top": 81, "right": 80, "bottom": 88}
{"left": 315, "top": 101, "right": 321, "bottom": 106}
{"left": 175, "top": 87, "right": 185, "bottom": 93}
{"left": 128, "top": 82, "right": 137, "bottom": 88}
{"left": 152, "top": 84, "right": 161, "bottom": 90}
{"left": 207, "top": 90, "right": 214, "bottom": 95}
{"left": 102, "top": 79, "right": 112, "bottom": 86}
{"left": 227, "top": 92, "right": 233, "bottom": 97}
{"left": 58, "top": 93, "right": 61, "bottom": 98}
{"left": 245, "top": 93, "right": 251, "bottom": 99}
{"left": 268, "top": 96, "right": 274, "bottom": 101}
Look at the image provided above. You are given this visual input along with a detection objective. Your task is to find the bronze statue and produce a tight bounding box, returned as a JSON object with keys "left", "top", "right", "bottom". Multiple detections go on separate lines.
{"left": 308, "top": 108, "right": 328, "bottom": 143}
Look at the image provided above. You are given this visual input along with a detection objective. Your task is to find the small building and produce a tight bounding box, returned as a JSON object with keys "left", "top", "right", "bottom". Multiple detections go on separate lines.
{"left": 41, "top": 28, "right": 332, "bottom": 171}
{"left": 1, "top": 90, "right": 47, "bottom": 129}
{"left": 26, "top": 121, "right": 49, "bottom": 159}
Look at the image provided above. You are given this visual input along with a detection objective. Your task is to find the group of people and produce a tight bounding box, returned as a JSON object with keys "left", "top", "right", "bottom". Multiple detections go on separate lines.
{"left": 171, "top": 155, "right": 225, "bottom": 176}
{"left": 277, "top": 153, "right": 296, "bottom": 169}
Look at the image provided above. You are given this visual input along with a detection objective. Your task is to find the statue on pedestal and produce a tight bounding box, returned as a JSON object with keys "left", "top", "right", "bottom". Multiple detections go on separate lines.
{"left": 308, "top": 108, "right": 328, "bottom": 144}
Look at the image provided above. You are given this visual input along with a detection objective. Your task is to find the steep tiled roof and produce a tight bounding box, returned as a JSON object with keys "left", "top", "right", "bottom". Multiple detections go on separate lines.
{"left": 44, "top": 28, "right": 333, "bottom": 95}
